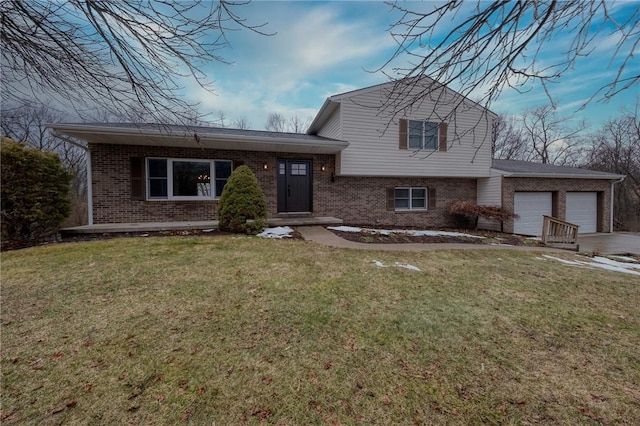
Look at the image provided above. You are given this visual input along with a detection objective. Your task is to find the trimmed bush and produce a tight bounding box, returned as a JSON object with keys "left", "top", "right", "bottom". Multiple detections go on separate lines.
{"left": 1, "top": 137, "right": 72, "bottom": 246}
{"left": 448, "top": 201, "right": 514, "bottom": 229}
{"left": 218, "top": 165, "right": 267, "bottom": 234}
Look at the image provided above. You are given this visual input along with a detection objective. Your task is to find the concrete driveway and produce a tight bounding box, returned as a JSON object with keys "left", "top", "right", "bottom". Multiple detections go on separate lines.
{"left": 577, "top": 233, "right": 640, "bottom": 255}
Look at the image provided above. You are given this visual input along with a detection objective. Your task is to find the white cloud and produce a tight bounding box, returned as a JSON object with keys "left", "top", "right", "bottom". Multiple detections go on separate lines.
{"left": 182, "top": 2, "right": 395, "bottom": 129}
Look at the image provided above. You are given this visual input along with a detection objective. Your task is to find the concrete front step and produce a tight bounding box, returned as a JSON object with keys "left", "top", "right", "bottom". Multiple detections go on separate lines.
{"left": 60, "top": 217, "right": 343, "bottom": 235}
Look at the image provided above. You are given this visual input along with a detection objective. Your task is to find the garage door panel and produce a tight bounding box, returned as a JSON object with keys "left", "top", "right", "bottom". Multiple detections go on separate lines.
{"left": 514, "top": 192, "right": 552, "bottom": 236}
{"left": 566, "top": 192, "right": 597, "bottom": 234}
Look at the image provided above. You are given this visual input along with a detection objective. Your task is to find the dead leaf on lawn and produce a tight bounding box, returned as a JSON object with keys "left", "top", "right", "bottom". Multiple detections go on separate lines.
{"left": 323, "top": 361, "right": 334, "bottom": 370}
{"left": 51, "top": 352, "right": 63, "bottom": 361}
{"left": 51, "top": 400, "right": 77, "bottom": 415}
{"left": 578, "top": 405, "right": 600, "bottom": 420}
{"left": 262, "top": 376, "right": 272, "bottom": 385}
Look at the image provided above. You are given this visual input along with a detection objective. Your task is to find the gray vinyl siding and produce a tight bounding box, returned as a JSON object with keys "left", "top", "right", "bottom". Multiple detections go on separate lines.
{"left": 337, "top": 85, "right": 493, "bottom": 177}
{"left": 317, "top": 108, "right": 342, "bottom": 140}
{"left": 477, "top": 174, "right": 503, "bottom": 231}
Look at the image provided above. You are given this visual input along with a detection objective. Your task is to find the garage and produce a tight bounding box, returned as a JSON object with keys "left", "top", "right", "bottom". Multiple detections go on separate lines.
{"left": 513, "top": 192, "right": 552, "bottom": 236}
{"left": 566, "top": 192, "right": 598, "bottom": 234}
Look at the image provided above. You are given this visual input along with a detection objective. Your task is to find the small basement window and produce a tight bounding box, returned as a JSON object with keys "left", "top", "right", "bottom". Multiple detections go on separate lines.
{"left": 146, "top": 158, "right": 232, "bottom": 200}
{"left": 395, "top": 187, "right": 427, "bottom": 210}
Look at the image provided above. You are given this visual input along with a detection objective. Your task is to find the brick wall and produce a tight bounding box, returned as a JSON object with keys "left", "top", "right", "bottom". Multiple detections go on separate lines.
{"left": 501, "top": 177, "right": 612, "bottom": 233}
{"left": 90, "top": 143, "right": 476, "bottom": 227}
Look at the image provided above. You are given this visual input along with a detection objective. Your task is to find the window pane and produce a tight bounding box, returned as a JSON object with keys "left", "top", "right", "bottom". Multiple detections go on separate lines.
{"left": 408, "top": 120, "right": 423, "bottom": 149}
{"left": 412, "top": 188, "right": 426, "bottom": 199}
{"left": 214, "top": 161, "right": 232, "bottom": 197}
{"left": 215, "top": 180, "right": 226, "bottom": 197}
{"left": 148, "top": 159, "right": 167, "bottom": 177}
{"left": 149, "top": 179, "right": 167, "bottom": 198}
{"left": 395, "top": 188, "right": 409, "bottom": 198}
{"left": 412, "top": 198, "right": 426, "bottom": 208}
{"left": 424, "top": 122, "right": 438, "bottom": 150}
{"left": 172, "top": 161, "right": 210, "bottom": 197}
{"left": 215, "top": 161, "right": 232, "bottom": 179}
{"left": 395, "top": 198, "right": 409, "bottom": 209}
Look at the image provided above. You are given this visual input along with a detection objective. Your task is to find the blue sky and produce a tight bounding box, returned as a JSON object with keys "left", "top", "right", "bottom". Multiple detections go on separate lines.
{"left": 184, "top": 0, "right": 639, "bottom": 131}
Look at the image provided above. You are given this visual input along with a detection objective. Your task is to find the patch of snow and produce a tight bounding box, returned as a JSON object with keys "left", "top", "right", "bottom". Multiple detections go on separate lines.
{"left": 394, "top": 262, "right": 421, "bottom": 271}
{"left": 542, "top": 254, "right": 640, "bottom": 276}
{"left": 590, "top": 256, "right": 640, "bottom": 270}
{"left": 609, "top": 255, "right": 638, "bottom": 262}
{"left": 328, "top": 226, "right": 363, "bottom": 233}
{"left": 373, "top": 260, "right": 420, "bottom": 271}
{"left": 202, "top": 228, "right": 215, "bottom": 233}
{"left": 257, "top": 226, "right": 294, "bottom": 239}
{"left": 527, "top": 237, "right": 542, "bottom": 241}
{"left": 328, "top": 226, "right": 484, "bottom": 239}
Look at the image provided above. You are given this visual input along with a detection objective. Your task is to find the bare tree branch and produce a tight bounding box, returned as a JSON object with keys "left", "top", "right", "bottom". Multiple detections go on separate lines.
{"left": 379, "top": 1, "right": 639, "bottom": 117}
{"left": 1, "top": 0, "right": 272, "bottom": 123}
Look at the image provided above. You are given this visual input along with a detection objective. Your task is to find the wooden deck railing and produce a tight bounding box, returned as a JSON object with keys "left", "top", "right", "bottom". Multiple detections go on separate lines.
{"left": 541, "top": 215, "right": 579, "bottom": 245}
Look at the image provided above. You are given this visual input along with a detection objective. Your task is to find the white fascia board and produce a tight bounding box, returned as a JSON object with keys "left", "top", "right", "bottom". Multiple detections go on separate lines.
{"left": 306, "top": 99, "right": 340, "bottom": 135}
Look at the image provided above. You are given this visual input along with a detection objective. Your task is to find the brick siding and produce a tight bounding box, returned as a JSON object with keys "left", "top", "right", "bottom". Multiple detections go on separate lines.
{"left": 501, "top": 177, "right": 612, "bottom": 233}
{"left": 90, "top": 143, "right": 476, "bottom": 227}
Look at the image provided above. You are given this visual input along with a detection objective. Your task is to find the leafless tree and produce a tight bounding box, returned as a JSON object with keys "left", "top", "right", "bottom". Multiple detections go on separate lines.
{"left": 265, "top": 112, "right": 311, "bottom": 133}
{"left": 492, "top": 114, "right": 527, "bottom": 160}
{"left": 1, "top": 1, "right": 270, "bottom": 123}
{"left": 520, "top": 105, "right": 585, "bottom": 165}
{"left": 380, "top": 1, "right": 639, "bottom": 116}
{"left": 232, "top": 116, "right": 251, "bottom": 129}
{"left": 492, "top": 106, "right": 585, "bottom": 165}
{"left": 583, "top": 102, "right": 640, "bottom": 230}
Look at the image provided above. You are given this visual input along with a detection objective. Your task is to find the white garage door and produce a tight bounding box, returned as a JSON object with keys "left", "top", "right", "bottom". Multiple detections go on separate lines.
{"left": 514, "top": 192, "right": 552, "bottom": 236}
{"left": 566, "top": 192, "right": 598, "bottom": 234}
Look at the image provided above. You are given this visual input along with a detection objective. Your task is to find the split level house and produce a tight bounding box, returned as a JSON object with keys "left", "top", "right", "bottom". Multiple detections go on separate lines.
{"left": 48, "top": 78, "right": 625, "bottom": 236}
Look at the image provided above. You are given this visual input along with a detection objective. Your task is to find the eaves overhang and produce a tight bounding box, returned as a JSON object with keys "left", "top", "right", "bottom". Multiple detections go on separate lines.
{"left": 47, "top": 123, "right": 349, "bottom": 155}
{"left": 491, "top": 168, "right": 626, "bottom": 180}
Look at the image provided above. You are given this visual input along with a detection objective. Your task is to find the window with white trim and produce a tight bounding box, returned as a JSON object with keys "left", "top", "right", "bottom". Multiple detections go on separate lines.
{"left": 146, "top": 158, "right": 232, "bottom": 200}
{"left": 395, "top": 187, "right": 427, "bottom": 210}
{"left": 408, "top": 120, "right": 438, "bottom": 150}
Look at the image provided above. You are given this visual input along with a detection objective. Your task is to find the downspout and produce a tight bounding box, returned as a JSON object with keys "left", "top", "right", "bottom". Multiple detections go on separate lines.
{"left": 610, "top": 177, "right": 626, "bottom": 233}
{"left": 50, "top": 131, "right": 93, "bottom": 226}
{"left": 86, "top": 150, "right": 93, "bottom": 226}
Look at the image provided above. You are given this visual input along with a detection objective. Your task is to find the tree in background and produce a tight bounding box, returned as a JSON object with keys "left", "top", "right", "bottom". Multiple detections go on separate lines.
{"left": 493, "top": 105, "right": 585, "bottom": 165}
{"left": 1, "top": 102, "right": 87, "bottom": 225}
{"left": 1, "top": 0, "right": 269, "bottom": 122}
{"left": 380, "top": 1, "right": 639, "bottom": 117}
{"left": 1, "top": 137, "right": 72, "bottom": 248}
{"left": 583, "top": 104, "right": 640, "bottom": 231}
{"left": 265, "top": 113, "right": 311, "bottom": 133}
{"left": 218, "top": 165, "right": 267, "bottom": 234}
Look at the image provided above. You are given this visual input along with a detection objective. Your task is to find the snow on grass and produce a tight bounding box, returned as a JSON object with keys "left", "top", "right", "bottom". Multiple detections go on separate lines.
{"left": 257, "top": 226, "right": 294, "bottom": 239}
{"left": 329, "top": 226, "right": 484, "bottom": 239}
{"left": 373, "top": 260, "right": 421, "bottom": 271}
{"left": 541, "top": 255, "right": 640, "bottom": 276}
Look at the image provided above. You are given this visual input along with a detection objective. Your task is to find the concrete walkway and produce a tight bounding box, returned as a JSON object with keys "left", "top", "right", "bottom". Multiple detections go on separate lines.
{"left": 577, "top": 232, "right": 640, "bottom": 256}
{"left": 297, "top": 226, "right": 565, "bottom": 252}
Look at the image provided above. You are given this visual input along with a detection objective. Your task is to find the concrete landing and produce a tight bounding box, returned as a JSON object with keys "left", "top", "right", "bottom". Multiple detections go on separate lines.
{"left": 60, "top": 217, "right": 343, "bottom": 235}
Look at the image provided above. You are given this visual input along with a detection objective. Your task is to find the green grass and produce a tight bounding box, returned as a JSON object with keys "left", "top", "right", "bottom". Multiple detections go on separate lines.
{"left": 2, "top": 236, "right": 639, "bottom": 424}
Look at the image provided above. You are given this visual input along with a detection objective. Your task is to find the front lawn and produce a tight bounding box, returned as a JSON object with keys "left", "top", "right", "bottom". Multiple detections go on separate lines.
{"left": 2, "top": 236, "right": 639, "bottom": 424}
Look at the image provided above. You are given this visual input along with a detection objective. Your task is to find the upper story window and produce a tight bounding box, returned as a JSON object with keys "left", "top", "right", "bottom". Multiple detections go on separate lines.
{"left": 147, "top": 158, "right": 232, "bottom": 200}
{"left": 408, "top": 120, "right": 439, "bottom": 150}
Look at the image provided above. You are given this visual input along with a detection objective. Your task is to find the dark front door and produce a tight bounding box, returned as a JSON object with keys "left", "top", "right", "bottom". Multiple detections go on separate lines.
{"left": 277, "top": 159, "right": 312, "bottom": 213}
